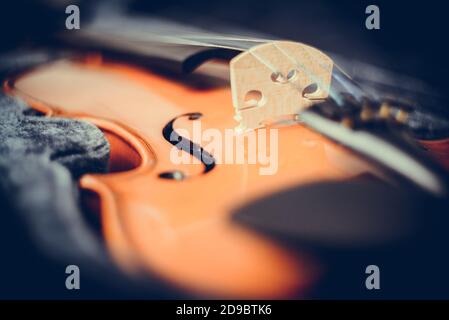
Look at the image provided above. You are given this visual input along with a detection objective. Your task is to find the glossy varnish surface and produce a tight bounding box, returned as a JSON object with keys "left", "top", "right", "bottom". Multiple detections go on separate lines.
{"left": 9, "top": 58, "right": 374, "bottom": 298}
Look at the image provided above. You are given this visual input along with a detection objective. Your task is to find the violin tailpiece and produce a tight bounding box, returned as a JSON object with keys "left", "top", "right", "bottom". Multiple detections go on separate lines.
{"left": 230, "top": 41, "right": 333, "bottom": 132}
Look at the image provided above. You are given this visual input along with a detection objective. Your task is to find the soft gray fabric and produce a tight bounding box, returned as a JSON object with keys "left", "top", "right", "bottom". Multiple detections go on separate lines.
{"left": 0, "top": 93, "right": 111, "bottom": 269}
{"left": 0, "top": 93, "right": 182, "bottom": 298}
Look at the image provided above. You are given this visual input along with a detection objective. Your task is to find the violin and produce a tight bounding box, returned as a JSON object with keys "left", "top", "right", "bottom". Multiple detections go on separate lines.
{"left": 3, "top": 5, "right": 449, "bottom": 298}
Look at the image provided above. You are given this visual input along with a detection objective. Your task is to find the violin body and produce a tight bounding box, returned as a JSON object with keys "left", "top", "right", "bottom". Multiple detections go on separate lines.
{"left": 2, "top": 0, "right": 449, "bottom": 301}
{"left": 5, "top": 56, "right": 381, "bottom": 298}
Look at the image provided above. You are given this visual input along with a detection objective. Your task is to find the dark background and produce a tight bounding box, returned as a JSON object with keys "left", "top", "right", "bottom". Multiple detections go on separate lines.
{"left": 2, "top": 0, "right": 448, "bottom": 92}
{"left": 0, "top": 0, "right": 448, "bottom": 299}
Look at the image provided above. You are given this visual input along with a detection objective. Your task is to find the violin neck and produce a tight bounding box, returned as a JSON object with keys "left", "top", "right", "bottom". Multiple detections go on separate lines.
{"left": 63, "top": 9, "right": 272, "bottom": 73}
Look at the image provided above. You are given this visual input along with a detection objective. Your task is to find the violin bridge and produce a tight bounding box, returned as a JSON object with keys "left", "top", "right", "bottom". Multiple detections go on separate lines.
{"left": 230, "top": 41, "right": 333, "bottom": 132}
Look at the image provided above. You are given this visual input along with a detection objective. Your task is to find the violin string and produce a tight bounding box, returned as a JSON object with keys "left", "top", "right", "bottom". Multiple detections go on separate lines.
{"left": 245, "top": 42, "right": 332, "bottom": 102}
{"left": 182, "top": 35, "right": 271, "bottom": 44}
{"left": 89, "top": 12, "right": 367, "bottom": 102}
{"left": 272, "top": 43, "right": 342, "bottom": 103}
{"left": 91, "top": 22, "right": 351, "bottom": 84}
{"left": 247, "top": 48, "right": 278, "bottom": 74}
{"left": 163, "top": 34, "right": 367, "bottom": 105}
{"left": 92, "top": 23, "right": 368, "bottom": 104}
{"left": 264, "top": 42, "right": 370, "bottom": 105}
{"left": 169, "top": 34, "right": 370, "bottom": 103}
{"left": 271, "top": 43, "right": 307, "bottom": 92}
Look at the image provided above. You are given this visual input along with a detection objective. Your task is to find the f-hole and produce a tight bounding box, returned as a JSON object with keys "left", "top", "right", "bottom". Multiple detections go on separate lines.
{"left": 159, "top": 112, "right": 216, "bottom": 180}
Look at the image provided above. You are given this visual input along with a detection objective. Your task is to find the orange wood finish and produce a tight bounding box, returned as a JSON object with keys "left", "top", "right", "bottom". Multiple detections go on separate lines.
{"left": 420, "top": 138, "right": 449, "bottom": 172}
{"left": 6, "top": 57, "right": 378, "bottom": 298}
